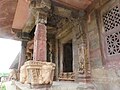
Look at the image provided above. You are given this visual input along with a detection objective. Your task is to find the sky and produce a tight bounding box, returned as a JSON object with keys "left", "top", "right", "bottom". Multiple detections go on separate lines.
{"left": 0, "top": 38, "right": 21, "bottom": 73}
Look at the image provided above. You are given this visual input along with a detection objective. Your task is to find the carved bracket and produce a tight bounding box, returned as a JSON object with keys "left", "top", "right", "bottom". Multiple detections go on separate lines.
{"left": 29, "top": 0, "right": 51, "bottom": 24}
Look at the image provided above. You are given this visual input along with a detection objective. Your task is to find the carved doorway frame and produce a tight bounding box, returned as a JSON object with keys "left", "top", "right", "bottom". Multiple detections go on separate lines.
{"left": 58, "top": 32, "right": 75, "bottom": 81}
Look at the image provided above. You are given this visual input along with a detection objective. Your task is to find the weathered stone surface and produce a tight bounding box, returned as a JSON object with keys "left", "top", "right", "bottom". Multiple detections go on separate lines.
{"left": 87, "top": 12, "right": 100, "bottom": 51}
{"left": 90, "top": 58, "right": 103, "bottom": 69}
{"left": 89, "top": 35, "right": 100, "bottom": 50}
{"left": 87, "top": 11, "right": 102, "bottom": 70}
{"left": 91, "top": 68, "right": 120, "bottom": 90}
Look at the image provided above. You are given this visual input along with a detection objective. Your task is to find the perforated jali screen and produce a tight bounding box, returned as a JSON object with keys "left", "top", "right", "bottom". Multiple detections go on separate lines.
{"left": 106, "top": 31, "right": 120, "bottom": 55}
{"left": 103, "top": 5, "right": 120, "bottom": 56}
{"left": 103, "top": 5, "right": 120, "bottom": 32}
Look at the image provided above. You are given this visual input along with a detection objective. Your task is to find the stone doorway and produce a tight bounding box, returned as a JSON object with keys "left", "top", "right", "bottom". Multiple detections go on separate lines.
{"left": 59, "top": 40, "right": 75, "bottom": 81}
{"left": 63, "top": 40, "right": 73, "bottom": 72}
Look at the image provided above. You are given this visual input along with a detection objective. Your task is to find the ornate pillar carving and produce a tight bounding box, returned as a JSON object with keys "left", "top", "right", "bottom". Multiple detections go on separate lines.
{"left": 28, "top": 0, "right": 51, "bottom": 61}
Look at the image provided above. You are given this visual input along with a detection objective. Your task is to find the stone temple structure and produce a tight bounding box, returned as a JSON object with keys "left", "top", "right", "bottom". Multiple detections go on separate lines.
{"left": 1, "top": 0, "right": 120, "bottom": 90}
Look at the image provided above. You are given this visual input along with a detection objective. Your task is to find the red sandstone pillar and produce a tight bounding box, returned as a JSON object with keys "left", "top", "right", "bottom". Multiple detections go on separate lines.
{"left": 33, "top": 23, "right": 47, "bottom": 61}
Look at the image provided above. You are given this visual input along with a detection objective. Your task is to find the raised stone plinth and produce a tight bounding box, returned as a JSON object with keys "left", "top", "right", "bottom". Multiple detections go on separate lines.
{"left": 20, "top": 61, "right": 55, "bottom": 87}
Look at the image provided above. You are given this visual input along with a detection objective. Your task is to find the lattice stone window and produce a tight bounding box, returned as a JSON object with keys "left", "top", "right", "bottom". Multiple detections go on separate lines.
{"left": 103, "top": 5, "right": 120, "bottom": 32}
{"left": 106, "top": 31, "right": 120, "bottom": 55}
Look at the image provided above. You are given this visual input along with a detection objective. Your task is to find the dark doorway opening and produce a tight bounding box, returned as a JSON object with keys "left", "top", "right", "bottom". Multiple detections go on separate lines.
{"left": 63, "top": 40, "right": 73, "bottom": 72}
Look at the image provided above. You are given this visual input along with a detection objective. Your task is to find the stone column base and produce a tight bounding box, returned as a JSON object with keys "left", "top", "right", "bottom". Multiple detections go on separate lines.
{"left": 20, "top": 61, "right": 55, "bottom": 86}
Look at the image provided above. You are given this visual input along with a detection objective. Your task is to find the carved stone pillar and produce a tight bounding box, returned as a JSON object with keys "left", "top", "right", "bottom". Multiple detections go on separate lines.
{"left": 19, "top": 0, "right": 56, "bottom": 86}
{"left": 29, "top": 0, "right": 51, "bottom": 61}
{"left": 33, "top": 23, "right": 47, "bottom": 61}
{"left": 18, "top": 41, "right": 27, "bottom": 70}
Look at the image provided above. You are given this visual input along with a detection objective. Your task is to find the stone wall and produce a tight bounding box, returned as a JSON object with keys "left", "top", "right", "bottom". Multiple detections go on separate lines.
{"left": 72, "top": 18, "right": 91, "bottom": 82}
{"left": 86, "top": 0, "right": 120, "bottom": 90}
{"left": 86, "top": 11, "right": 107, "bottom": 90}
{"left": 87, "top": 11, "right": 102, "bottom": 69}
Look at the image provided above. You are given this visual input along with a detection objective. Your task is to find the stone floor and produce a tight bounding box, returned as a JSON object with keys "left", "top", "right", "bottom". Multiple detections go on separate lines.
{"left": 5, "top": 81, "right": 95, "bottom": 90}
{"left": 4, "top": 80, "right": 120, "bottom": 90}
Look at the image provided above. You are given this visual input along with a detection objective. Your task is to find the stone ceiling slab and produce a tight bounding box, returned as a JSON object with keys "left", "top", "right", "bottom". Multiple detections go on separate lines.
{"left": 0, "top": 0, "right": 18, "bottom": 39}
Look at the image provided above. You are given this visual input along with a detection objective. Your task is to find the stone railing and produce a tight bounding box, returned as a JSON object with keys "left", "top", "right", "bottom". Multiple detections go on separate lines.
{"left": 20, "top": 61, "right": 55, "bottom": 86}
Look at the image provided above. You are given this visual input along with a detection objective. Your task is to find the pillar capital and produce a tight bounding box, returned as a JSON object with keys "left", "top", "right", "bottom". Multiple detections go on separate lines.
{"left": 29, "top": 0, "right": 51, "bottom": 24}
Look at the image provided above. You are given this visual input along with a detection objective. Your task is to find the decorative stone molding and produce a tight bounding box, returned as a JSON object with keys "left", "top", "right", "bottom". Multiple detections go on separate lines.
{"left": 20, "top": 61, "right": 55, "bottom": 86}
